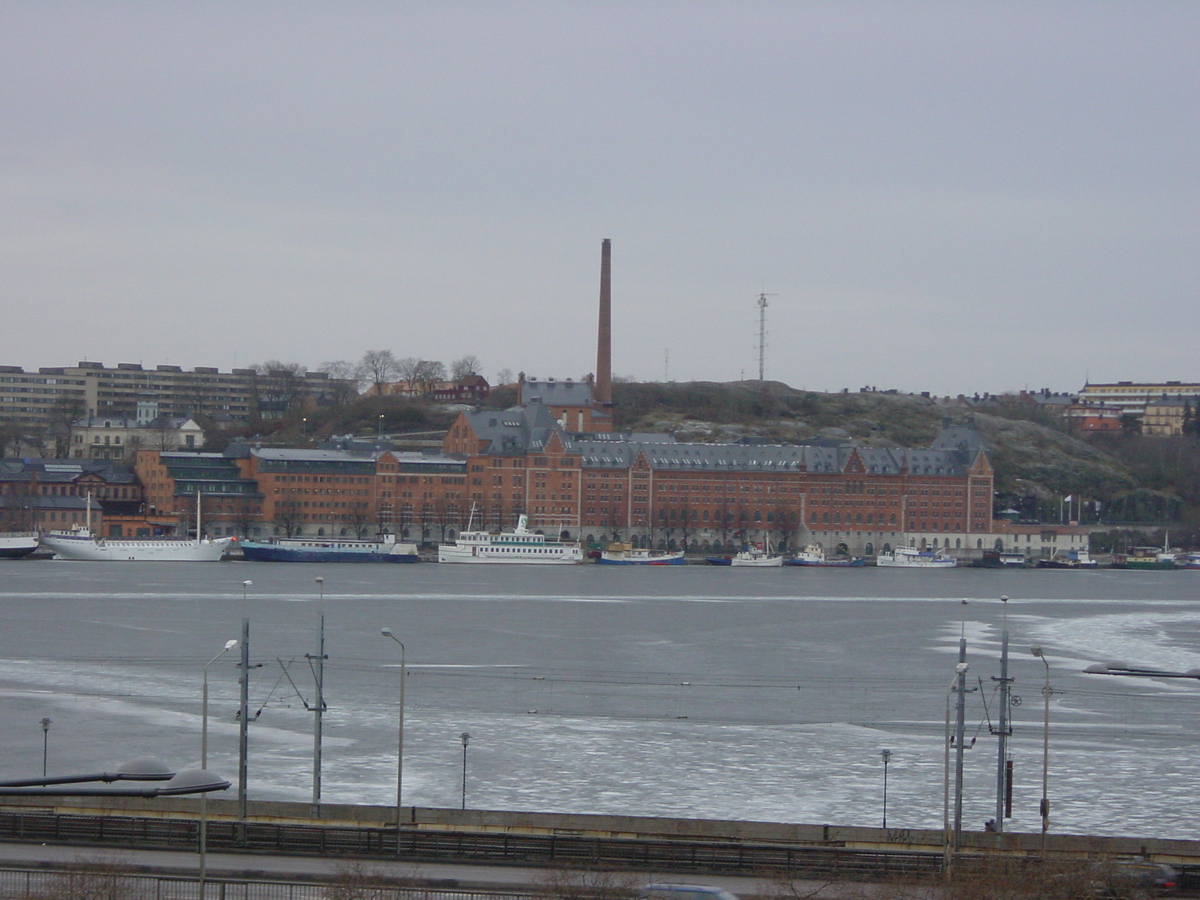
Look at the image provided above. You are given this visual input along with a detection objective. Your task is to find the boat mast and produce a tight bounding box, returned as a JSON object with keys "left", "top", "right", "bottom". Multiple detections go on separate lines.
{"left": 195, "top": 489, "right": 202, "bottom": 540}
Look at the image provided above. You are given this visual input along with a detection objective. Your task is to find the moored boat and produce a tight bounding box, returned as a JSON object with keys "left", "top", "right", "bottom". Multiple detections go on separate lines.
{"left": 597, "top": 542, "right": 685, "bottom": 565}
{"left": 876, "top": 547, "right": 957, "bottom": 568}
{"left": 730, "top": 543, "right": 784, "bottom": 567}
{"left": 1111, "top": 549, "right": 1179, "bottom": 570}
{"left": 240, "top": 534, "right": 420, "bottom": 563}
{"left": 0, "top": 532, "right": 40, "bottom": 559}
{"left": 787, "top": 544, "right": 866, "bottom": 567}
{"left": 974, "top": 550, "right": 1031, "bottom": 568}
{"left": 1183, "top": 552, "right": 1200, "bottom": 570}
{"left": 40, "top": 527, "right": 233, "bottom": 561}
{"left": 438, "top": 513, "right": 583, "bottom": 564}
{"left": 39, "top": 492, "right": 232, "bottom": 562}
{"left": 1036, "top": 549, "right": 1098, "bottom": 569}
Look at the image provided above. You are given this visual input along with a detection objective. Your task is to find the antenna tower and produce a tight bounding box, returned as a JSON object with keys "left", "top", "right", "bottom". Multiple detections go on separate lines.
{"left": 756, "top": 293, "right": 776, "bottom": 381}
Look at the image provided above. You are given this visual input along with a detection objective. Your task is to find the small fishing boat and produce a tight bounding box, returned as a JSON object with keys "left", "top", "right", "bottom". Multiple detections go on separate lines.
{"left": 596, "top": 543, "right": 686, "bottom": 565}
{"left": 876, "top": 547, "right": 957, "bottom": 568}
{"left": 730, "top": 543, "right": 784, "bottom": 567}
{"left": 787, "top": 544, "right": 866, "bottom": 567}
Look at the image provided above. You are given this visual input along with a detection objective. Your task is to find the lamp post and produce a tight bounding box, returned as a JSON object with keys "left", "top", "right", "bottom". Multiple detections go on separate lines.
{"left": 880, "top": 749, "right": 891, "bottom": 828}
{"left": 40, "top": 718, "right": 51, "bottom": 777}
{"left": 238, "top": 580, "right": 252, "bottom": 837}
{"left": 1031, "top": 646, "right": 1051, "bottom": 852}
{"left": 200, "top": 639, "right": 238, "bottom": 899}
{"left": 460, "top": 732, "right": 470, "bottom": 810}
{"left": 381, "top": 628, "right": 405, "bottom": 842}
{"left": 378, "top": 414, "right": 385, "bottom": 439}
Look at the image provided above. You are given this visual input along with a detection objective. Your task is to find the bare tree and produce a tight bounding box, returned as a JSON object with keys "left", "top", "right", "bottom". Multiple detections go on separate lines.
{"left": 394, "top": 357, "right": 423, "bottom": 392}
{"left": 535, "top": 865, "right": 639, "bottom": 900}
{"left": 450, "top": 355, "right": 483, "bottom": 380}
{"left": 274, "top": 500, "right": 303, "bottom": 537}
{"left": 319, "top": 360, "right": 364, "bottom": 405}
{"left": 414, "top": 359, "right": 446, "bottom": 396}
{"left": 252, "top": 361, "right": 308, "bottom": 419}
{"left": 359, "top": 350, "right": 399, "bottom": 396}
{"left": 495, "top": 368, "right": 514, "bottom": 386}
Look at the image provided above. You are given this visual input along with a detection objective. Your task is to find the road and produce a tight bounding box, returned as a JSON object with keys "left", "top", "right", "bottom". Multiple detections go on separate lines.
{"left": 0, "top": 840, "right": 844, "bottom": 898}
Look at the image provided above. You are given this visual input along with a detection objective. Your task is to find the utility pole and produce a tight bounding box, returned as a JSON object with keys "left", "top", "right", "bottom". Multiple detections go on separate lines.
{"left": 308, "top": 577, "right": 327, "bottom": 818}
{"left": 992, "top": 596, "right": 1013, "bottom": 832}
{"left": 954, "top": 632, "right": 968, "bottom": 850}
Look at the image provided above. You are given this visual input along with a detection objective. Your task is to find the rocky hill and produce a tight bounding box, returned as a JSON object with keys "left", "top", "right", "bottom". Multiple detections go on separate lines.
{"left": 608, "top": 380, "right": 1138, "bottom": 506}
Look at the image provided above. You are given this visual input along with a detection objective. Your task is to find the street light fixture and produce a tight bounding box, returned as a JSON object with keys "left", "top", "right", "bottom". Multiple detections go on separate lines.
{"left": 0, "top": 759, "right": 229, "bottom": 797}
{"left": 460, "top": 732, "right": 470, "bottom": 810}
{"left": 880, "top": 749, "right": 892, "bottom": 828}
{"left": 200, "top": 638, "right": 238, "bottom": 899}
{"left": 380, "top": 627, "right": 406, "bottom": 842}
{"left": 40, "top": 718, "right": 51, "bottom": 777}
{"left": 1031, "top": 646, "right": 1051, "bottom": 852}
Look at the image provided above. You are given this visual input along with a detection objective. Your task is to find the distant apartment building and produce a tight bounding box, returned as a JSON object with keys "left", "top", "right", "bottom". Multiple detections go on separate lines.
{"left": 0, "top": 361, "right": 335, "bottom": 436}
{"left": 373, "top": 375, "right": 491, "bottom": 403}
{"left": 1142, "top": 397, "right": 1198, "bottom": 436}
{"left": 70, "top": 410, "right": 204, "bottom": 460}
{"left": 1078, "top": 381, "right": 1200, "bottom": 415}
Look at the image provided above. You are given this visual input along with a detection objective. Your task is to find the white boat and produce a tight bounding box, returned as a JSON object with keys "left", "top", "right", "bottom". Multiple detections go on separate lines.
{"left": 876, "top": 547, "right": 957, "bottom": 568}
{"left": 0, "top": 532, "right": 40, "bottom": 559}
{"left": 596, "top": 543, "right": 685, "bottom": 565}
{"left": 40, "top": 493, "right": 232, "bottom": 562}
{"left": 787, "top": 544, "right": 866, "bottom": 567}
{"left": 730, "top": 543, "right": 784, "bottom": 567}
{"left": 438, "top": 512, "right": 583, "bottom": 564}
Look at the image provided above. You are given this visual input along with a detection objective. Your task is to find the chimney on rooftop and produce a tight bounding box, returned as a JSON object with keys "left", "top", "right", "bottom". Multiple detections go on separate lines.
{"left": 594, "top": 239, "right": 613, "bottom": 411}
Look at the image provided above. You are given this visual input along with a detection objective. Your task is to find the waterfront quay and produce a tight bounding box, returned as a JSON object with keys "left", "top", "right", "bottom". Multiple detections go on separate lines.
{"left": 5, "top": 796, "right": 1200, "bottom": 889}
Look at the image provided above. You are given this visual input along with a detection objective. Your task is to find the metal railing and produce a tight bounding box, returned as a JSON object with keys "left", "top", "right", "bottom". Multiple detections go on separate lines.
{"left": 0, "top": 866, "right": 535, "bottom": 900}
{"left": 0, "top": 810, "right": 941, "bottom": 881}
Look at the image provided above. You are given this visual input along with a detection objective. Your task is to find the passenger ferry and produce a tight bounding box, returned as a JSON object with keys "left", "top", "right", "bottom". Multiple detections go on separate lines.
{"left": 0, "top": 532, "right": 40, "bottom": 559}
{"left": 240, "top": 534, "right": 420, "bottom": 563}
{"left": 438, "top": 513, "right": 583, "bottom": 564}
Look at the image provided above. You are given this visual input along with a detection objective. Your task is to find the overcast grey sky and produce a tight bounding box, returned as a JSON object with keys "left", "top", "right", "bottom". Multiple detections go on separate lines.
{"left": 2, "top": 1, "right": 1196, "bottom": 396}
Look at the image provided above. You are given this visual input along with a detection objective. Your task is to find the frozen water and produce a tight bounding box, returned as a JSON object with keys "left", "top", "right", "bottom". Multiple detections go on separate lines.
{"left": 0, "top": 562, "right": 1198, "bottom": 840}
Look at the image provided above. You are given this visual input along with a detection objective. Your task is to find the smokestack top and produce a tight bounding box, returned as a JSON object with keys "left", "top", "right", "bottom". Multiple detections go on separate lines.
{"left": 595, "top": 239, "right": 613, "bottom": 409}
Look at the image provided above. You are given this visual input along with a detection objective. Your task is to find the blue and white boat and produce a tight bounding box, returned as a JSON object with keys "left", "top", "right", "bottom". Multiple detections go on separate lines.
{"left": 240, "top": 534, "right": 420, "bottom": 563}
{"left": 596, "top": 543, "right": 686, "bottom": 565}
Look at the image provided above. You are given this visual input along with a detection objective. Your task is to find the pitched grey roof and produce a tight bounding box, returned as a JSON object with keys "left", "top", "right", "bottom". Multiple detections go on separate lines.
{"left": 460, "top": 403, "right": 561, "bottom": 455}
{"left": 520, "top": 378, "right": 593, "bottom": 407}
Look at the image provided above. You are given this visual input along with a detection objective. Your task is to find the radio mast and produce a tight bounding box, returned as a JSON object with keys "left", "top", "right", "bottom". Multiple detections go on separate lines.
{"left": 756, "top": 293, "right": 776, "bottom": 381}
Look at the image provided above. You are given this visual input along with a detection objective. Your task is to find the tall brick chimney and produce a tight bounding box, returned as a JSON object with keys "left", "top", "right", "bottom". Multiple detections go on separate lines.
{"left": 594, "top": 238, "right": 613, "bottom": 410}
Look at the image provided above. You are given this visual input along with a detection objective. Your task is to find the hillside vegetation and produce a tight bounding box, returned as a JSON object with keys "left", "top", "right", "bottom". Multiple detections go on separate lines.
{"left": 607, "top": 381, "right": 1197, "bottom": 534}
{"left": 228, "top": 378, "right": 1198, "bottom": 535}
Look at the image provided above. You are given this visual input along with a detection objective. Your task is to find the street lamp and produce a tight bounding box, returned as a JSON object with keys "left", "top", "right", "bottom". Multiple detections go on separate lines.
{"left": 378, "top": 414, "right": 385, "bottom": 438}
{"left": 200, "top": 639, "right": 238, "bottom": 899}
{"left": 460, "top": 732, "right": 470, "bottom": 810}
{"left": 40, "top": 718, "right": 51, "bottom": 777}
{"left": 1031, "top": 646, "right": 1051, "bottom": 852}
{"left": 880, "top": 749, "right": 892, "bottom": 828}
{"left": 380, "top": 627, "right": 405, "bottom": 840}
